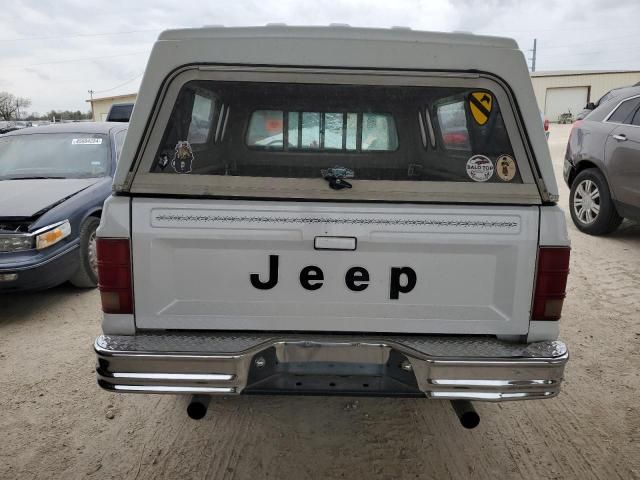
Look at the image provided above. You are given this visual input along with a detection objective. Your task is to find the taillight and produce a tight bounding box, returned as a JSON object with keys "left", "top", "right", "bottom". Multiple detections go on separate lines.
{"left": 532, "top": 247, "right": 570, "bottom": 321}
{"left": 97, "top": 238, "right": 133, "bottom": 314}
{"left": 543, "top": 118, "right": 549, "bottom": 131}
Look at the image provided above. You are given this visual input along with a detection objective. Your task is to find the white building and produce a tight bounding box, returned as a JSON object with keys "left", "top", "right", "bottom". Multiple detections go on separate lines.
{"left": 530, "top": 70, "right": 640, "bottom": 122}
{"left": 86, "top": 93, "right": 137, "bottom": 121}
{"left": 84, "top": 71, "right": 640, "bottom": 124}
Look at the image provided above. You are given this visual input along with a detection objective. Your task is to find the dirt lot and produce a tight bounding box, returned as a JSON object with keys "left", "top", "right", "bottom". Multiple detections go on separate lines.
{"left": 1, "top": 124, "right": 639, "bottom": 480}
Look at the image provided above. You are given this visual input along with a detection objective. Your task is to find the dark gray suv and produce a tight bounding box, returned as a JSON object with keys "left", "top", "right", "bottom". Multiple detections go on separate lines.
{"left": 564, "top": 86, "right": 640, "bottom": 235}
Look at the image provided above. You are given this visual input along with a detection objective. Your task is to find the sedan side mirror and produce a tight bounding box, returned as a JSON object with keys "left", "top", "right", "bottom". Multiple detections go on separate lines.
{"left": 585, "top": 102, "right": 596, "bottom": 110}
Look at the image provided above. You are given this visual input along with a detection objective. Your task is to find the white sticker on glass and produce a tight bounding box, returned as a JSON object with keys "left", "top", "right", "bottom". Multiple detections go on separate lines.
{"left": 72, "top": 138, "right": 102, "bottom": 145}
{"left": 466, "top": 155, "right": 494, "bottom": 182}
{"left": 496, "top": 154, "right": 517, "bottom": 182}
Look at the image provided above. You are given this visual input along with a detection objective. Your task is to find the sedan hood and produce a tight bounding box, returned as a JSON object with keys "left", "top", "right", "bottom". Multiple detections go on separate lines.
{"left": 0, "top": 178, "right": 100, "bottom": 218}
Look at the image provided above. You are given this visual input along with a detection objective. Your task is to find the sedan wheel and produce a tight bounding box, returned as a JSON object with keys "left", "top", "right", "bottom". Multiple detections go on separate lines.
{"left": 573, "top": 179, "right": 600, "bottom": 224}
{"left": 69, "top": 216, "right": 101, "bottom": 288}
{"left": 569, "top": 168, "right": 622, "bottom": 235}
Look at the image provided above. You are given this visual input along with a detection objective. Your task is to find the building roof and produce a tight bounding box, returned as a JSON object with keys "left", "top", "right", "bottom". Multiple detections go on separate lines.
{"left": 86, "top": 93, "right": 137, "bottom": 103}
{"left": 531, "top": 70, "right": 640, "bottom": 77}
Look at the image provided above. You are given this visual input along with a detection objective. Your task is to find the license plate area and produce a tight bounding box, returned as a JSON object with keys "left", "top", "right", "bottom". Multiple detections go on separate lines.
{"left": 243, "top": 346, "right": 422, "bottom": 397}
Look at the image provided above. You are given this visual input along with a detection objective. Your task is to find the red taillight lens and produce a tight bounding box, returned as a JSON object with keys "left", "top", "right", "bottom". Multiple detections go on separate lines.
{"left": 543, "top": 118, "right": 549, "bottom": 131}
{"left": 97, "top": 238, "right": 133, "bottom": 314}
{"left": 532, "top": 247, "right": 570, "bottom": 321}
{"left": 570, "top": 120, "right": 583, "bottom": 135}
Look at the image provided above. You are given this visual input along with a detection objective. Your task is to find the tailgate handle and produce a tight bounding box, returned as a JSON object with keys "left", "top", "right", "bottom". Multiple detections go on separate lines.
{"left": 314, "top": 236, "right": 357, "bottom": 251}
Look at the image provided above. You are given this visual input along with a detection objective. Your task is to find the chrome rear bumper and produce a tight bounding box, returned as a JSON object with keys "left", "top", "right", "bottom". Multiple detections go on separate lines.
{"left": 95, "top": 333, "right": 568, "bottom": 401}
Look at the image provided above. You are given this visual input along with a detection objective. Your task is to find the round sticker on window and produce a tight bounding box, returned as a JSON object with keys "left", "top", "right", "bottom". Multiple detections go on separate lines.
{"left": 466, "top": 155, "right": 494, "bottom": 182}
{"left": 496, "top": 154, "right": 517, "bottom": 182}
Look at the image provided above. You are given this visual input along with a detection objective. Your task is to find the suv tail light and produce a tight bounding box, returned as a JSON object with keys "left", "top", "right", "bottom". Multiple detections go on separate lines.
{"left": 97, "top": 238, "right": 133, "bottom": 314}
{"left": 532, "top": 247, "right": 570, "bottom": 321}
{"left": 543, "top": 118, "right": 549, "bottom": 131}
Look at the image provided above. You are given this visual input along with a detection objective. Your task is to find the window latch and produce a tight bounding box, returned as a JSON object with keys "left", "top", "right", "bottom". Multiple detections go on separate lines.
{"left": 321, "top": 166, "right": 354, "bottom": 190}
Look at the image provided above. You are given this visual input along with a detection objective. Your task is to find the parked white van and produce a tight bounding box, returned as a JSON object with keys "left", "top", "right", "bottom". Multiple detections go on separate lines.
{"left": 94, "top": 26, "right": 570, "bottom": 428}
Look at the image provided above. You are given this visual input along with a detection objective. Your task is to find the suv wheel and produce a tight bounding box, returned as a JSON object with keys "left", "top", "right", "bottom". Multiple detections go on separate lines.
{"left": 569, "top": 169, "right": 622, "bottom": 235}
{"left": 69, "top": 216, "right": 100, "bottom": 288}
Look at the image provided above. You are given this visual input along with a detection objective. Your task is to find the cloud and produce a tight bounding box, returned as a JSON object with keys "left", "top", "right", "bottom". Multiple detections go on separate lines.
{"left": 0, "top": 0, "right": 638, "bottom": 114}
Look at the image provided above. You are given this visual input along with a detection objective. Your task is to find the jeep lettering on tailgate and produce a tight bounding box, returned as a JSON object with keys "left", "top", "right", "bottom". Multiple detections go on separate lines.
{"left": 250, "top": 254, "right": 416, "bottom": 299}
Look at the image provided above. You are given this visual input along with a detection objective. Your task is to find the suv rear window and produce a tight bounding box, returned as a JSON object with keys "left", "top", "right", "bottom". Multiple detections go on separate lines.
{"left": 151, "top": 80, "right": 520, "bottom": 185}
{"left": 107, "top": 103, "right": 134, "bottom": 123}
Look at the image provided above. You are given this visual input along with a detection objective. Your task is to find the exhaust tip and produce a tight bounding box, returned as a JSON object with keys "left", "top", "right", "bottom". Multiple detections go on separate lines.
{"left": 187, "top": 395, "right": 210, "bottom": 420}
{"left": 459, "top": 410, "right": 480, "bottom": 429}
{"left": 450, "top": 400, "right": 480, "bottom": 429}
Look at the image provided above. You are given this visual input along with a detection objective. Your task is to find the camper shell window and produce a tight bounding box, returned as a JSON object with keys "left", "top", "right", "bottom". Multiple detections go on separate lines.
{"left": 151, "top": 80, "right": 520, "bottom": 184}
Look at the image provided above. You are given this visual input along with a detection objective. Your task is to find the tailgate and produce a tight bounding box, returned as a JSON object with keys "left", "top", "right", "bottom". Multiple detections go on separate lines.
{"left": 131, "top": 198, "right": 538, "bottom": 335}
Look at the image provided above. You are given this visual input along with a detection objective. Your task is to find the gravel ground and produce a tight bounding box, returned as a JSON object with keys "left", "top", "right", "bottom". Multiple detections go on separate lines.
{"left": 1, "top": 124, "right": 639, "bottom": 480}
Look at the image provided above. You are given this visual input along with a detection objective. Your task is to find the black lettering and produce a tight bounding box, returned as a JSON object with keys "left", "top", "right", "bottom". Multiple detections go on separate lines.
{"left": 345, "top": 266, "right": 369, "bottom": 292}
{"left": 390, "top": 267, "right": 417, "bottom": 300}
{"left": 300, "top": 266, "right": 324, "bottom": 291}
{"left": 250, "top": 255, "right": 279, "bottom": 290}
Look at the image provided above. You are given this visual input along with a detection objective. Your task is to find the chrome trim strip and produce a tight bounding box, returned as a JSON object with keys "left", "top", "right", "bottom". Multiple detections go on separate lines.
{"left": 110, "top": 372, "right": 234, "bottom": 381}
{"left": 111, "top": 385, "right": 235, "bottom": 393}
{"left": 0, "top": 220, "right": 69, "bottom": 238}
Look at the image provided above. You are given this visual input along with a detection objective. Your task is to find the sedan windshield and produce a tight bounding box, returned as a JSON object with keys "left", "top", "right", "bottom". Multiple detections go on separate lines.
{"left": 0, "top": 133, "right": 110, "bottom": 180}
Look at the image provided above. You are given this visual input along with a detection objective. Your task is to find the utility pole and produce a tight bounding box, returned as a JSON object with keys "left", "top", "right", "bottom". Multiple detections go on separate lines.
{"left": 88, "top": 89, "right": 95, "bottom": 121}
{"left": 529, "top": 38, "right": 537, "bottom": 72}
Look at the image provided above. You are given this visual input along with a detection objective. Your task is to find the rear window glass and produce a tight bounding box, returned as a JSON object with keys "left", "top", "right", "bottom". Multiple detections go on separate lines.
{"left": 608, "top": 97, "right": 640, "bottom": 124}
{"left": 151, "top": 81, "right": 521, "bottom": 184}
{"left": 436, "top": 100, "right": 471, "bottom": 151}
{"left": 187, "top": 94, "right": 215, "bottom": 143}
{"left": 247, "top": 111, "right": 397, "bottom": 151}
{"left": 107, "top": 103, "right": 133, "bottom": 122}
{"left": 0, "top": 133, "right": 109, "bottom": 179}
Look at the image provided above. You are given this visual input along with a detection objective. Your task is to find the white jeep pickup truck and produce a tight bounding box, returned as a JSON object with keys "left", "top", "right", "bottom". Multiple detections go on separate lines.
{"left": 94, "top": 26, "right": 570, "bottom": 428}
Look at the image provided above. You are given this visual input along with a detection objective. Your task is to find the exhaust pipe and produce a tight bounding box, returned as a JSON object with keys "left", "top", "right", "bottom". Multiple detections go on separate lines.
{"left": 187, "top": 395, "right": 211, "bottom": 420}
{"left": 450, "top": 400, "right": 480, "bottom": 429}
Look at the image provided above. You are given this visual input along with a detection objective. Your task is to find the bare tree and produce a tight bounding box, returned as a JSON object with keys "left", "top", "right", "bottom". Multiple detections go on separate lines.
{"left": 0, "top": 92, "right": 32, "bottom": 120}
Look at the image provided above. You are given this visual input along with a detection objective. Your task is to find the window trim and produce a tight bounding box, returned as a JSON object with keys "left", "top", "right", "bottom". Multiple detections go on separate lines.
{"left": 604, "top": 94, "right": 640, "bottom": 125}
{"left": 424, "top": 107, "right": 436, "bottom": 148}
{"left": 129, "top": 66, "right": 541, "bottom": 204}
{"left": 417, "top": 111, "right": 427, "bottom": 149}
{"left": 630, "top": 104, "right": 640, "bottom": 127}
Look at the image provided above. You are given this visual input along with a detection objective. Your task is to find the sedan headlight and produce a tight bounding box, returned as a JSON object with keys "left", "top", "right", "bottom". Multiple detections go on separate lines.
{"left": 35, "top": 220, "right": 71, "bottom": 250}
{"left": 0, "top": 235, "right": 33, "bottom": 253}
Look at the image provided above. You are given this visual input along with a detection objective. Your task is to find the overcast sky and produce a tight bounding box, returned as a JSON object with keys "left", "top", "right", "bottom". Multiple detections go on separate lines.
{"left": 1, "top": 0, "right": 639, "bottom": 114}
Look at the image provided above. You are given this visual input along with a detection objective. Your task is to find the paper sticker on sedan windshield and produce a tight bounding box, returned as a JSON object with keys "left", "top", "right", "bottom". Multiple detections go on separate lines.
{"left": 496, "top": 154, "right": 517, "bottom": 182}
{"left": 466, "top": 155, "right": 494, "bottom": 182}
{"left": 468, "top": 92, "right": 493, "bottom": 126}
{"left": 72, "top": 138, "right": 102, "bottom": 145}
{"left": 172, "top": 141, "right": 194, "bottom": 174}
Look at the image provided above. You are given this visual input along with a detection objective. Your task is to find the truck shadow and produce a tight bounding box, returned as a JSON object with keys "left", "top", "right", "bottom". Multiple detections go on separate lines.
{"left": 609, "top": 219, "right": 640, "bottom": 242}
{"left": 135, "top": 394, "right": 533, "bottom": 479}
{"left": 0, "top": 283, "right": 92, "bottom": 327}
